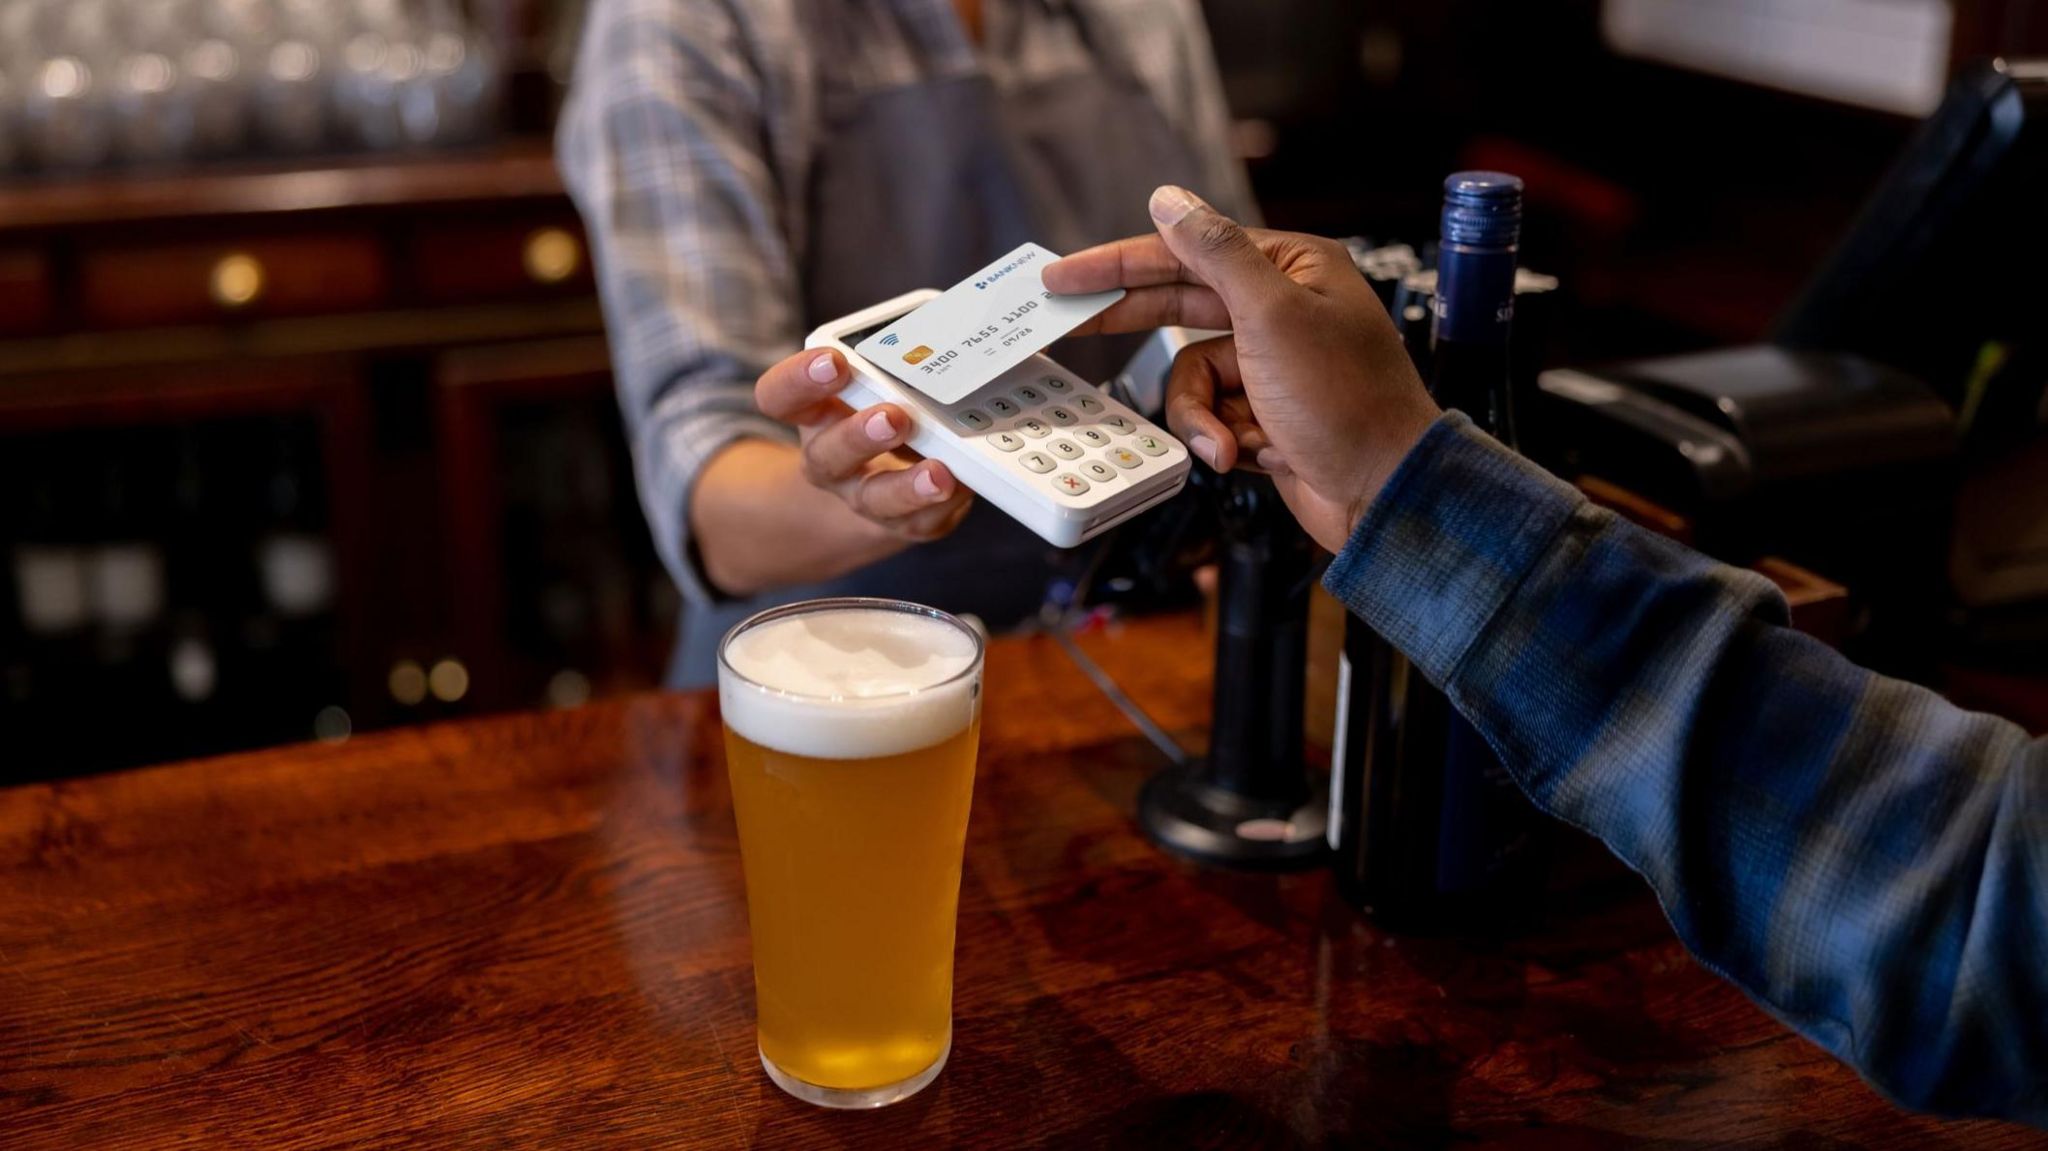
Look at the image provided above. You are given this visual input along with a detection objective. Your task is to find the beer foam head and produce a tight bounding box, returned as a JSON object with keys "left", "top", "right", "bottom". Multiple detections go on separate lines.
{"left": 719, "top": 606, "right": 980, "bottom": 759}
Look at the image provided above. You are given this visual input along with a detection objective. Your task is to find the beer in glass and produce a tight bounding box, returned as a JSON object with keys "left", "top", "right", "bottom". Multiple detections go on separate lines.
{"left": 717, "top": 598, "right": 983, "bottom": 1108}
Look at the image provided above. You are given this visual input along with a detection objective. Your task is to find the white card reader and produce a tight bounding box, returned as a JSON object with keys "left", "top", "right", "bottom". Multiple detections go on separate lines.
{"left": 807, "top": 289, "right": 1193, "bottom": 549}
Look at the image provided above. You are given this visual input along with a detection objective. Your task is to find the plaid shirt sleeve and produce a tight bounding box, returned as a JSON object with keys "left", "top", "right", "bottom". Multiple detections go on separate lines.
{"left": 1325, "top": 412, "right": 2048, "bottom": 1126}
{"left": 556, "top": 0, "right": 807, "bottom": 602}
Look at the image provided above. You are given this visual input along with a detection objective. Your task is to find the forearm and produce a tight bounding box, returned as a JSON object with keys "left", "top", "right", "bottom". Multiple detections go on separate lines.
{"left": 690, "top": 440, "right": 907, "bottom": 597}
{"left": 1325, "top": 413, "right": 2048, "bottom": 1123}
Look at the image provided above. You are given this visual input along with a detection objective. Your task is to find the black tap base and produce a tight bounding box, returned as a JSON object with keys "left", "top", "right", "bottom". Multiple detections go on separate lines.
{"left": 1137, "top": 762, "right": 1328, "bottom": 870}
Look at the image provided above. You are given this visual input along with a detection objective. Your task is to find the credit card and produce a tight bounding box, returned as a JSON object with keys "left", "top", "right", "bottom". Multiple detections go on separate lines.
{"left": 854, "top": 242, "right": 1124, "bottom": 405}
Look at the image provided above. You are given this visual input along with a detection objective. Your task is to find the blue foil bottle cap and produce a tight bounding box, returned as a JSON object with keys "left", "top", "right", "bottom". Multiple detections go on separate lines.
{"left": 1442, "top": 171, "right": 1524, "bottom": 248}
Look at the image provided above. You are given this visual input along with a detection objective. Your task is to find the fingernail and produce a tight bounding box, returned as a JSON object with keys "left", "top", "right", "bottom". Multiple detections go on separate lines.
{"left": 865, "top": 410, "right": 896, "bottom": 441}
{"left": 808, "top": 353, "right": 840, "bottom": 384}
{"left": 1190, "top": 435, "right": 1219, "bottom": 468}
{"left": 913, "top": 469, "right": 943, "bottom": 500}
{"left": 1149, "top": 185, "right": 1205, "bottom": 227}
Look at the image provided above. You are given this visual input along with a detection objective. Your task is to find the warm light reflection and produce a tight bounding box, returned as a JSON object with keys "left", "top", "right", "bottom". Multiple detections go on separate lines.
{"left": 313, "top": 706, "right": 352, "bottom": 744}
{"left": 210, "top": 253, "right": 265, "bottom": 309}
{"left": 388, "top": 660, "right": 428, "bottom": 707}
{"left": 546, "top": 669, "right": 592, "bottom": 709}
{"left": 269, "top": 41, "right": 318, "bottom": 84}
{"left": 523, "top": 228, "right": 582, "bottom": 285}
{"left": 124, "top": 54, "right": 176, "bottom": 96}
{"left": 186, "top": 40, "right": 239, "bottom": 84}
{"left": 428, "top": 659, "right": 470, "bottom": 704}
{"left": 344, "top": 34, "right": 389, "bottom": 75}
{"left": 39, "top": 57, "right": 88, "bottom": 100}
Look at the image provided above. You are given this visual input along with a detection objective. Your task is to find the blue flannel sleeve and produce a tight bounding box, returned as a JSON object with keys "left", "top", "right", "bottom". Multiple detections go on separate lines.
{"left": 1324, "top": 412, "right": 2048, "bottom": 1125}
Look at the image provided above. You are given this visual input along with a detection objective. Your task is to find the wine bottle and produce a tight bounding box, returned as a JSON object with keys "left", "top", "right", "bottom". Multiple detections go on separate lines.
{"left": 12, "top": 435, "right": 94, "bottom": 774}
{"left": 256, "top": 419, "right": 335, "bottom": 621}
{"left": 88, "top": 432, "right": 168, "bottom": 639}
{"left": 13, "top": 442, "right": 89, "bottom": 641}
{"left": 1330, "top": 172, "right": 1548, "bottom": 929}
{"left": 244, "top": 417, "right": 341, "bottom": 735}
{"left": 0, "top": 444, "right": 34, "bottom": 766}
{"left": 165, "top": 429, "right": 223, "bottom": 715}
{"left": 87, "top": 431, "right": 175, "bottom": 766}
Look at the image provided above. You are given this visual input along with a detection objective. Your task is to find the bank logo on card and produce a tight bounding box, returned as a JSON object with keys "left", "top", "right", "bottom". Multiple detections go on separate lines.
{"left": 852, "top": 241, "right": 1122, "bottom": 404}
{"left": 974, "top": 249, "right": 1040, "bottom": 291}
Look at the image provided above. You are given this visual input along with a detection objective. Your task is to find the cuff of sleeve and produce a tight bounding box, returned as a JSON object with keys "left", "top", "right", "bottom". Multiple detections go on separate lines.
{"left": 1321, "top": 411, "right": 1586, "bottom": 687}
{"left": 653, "top": 414, "right": 794, "bottom": 606}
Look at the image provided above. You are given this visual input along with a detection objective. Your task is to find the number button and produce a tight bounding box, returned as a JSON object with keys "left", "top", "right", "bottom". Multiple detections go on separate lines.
{"left": 1133, "top": 433, "right": 1170, "bottom": 457}
{"left": 1013, "top": 384, "right": 1047, "bottom": 406}
{"left": 1048, "top": 439, "right": 1084, "bottom": 460}
{"left": 1081, "top": 461, "right": 1118, "bottom": 484}
{"left": 987, "top": 396, "right": 1020, "bottom": 417}
{"left": 1108, "top": 447, "right": 1144, "bottom": 469}
{"left": 1101, "top": 413, "right": 1135, "bottom": 433}
{"left": 1076, "top": 427, "right": 1111, "bottom": 448}
{"left": 1052, "top": 472, "right": 1091, "bottom": 496}
{"left": 1019, "top": 451, "right": 1056, "bottom": 474}
{"left": 1045, "top": 405, "right": 1079, "bottom": 426}
{"left": 1040, "top": 375, "right": 1072, "bottom": 394}
{"left": 956, "top": 409, "right": 993, "bottom": 431}
{"left": 1016, "top": 417, "right": 1051, "bottom": 438}
{"left": 1074, "top": 394, "right": 1105, "bottom": 415}
{"left": 989, "top": 431, "right": 1025, "bottom": 453}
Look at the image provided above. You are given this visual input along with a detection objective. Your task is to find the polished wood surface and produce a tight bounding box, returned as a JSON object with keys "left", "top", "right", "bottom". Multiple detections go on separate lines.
{"left": 1, "top": 614, "right": 2040, "bottom": 1149}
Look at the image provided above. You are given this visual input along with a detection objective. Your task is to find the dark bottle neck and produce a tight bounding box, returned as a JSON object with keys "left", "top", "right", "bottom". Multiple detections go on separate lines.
{"left": 1430, "top": 241, "right": 1518, "bottom": 447}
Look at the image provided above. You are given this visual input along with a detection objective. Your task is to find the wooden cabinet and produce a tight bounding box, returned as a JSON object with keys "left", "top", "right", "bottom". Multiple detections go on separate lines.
{"left": 0, "top": 144, "right": 659, "bottom": 778}
{"left": 0, "top": 145, "right": 588, "bottom": 345}
{"left": 0, "top": 249, "right": 52, "bottom": 336}
{"left": 77, "top": 231, "right": 390, "bottom": 328}
{"left": 410, "top": 212, "right": 595, "bottom": 304}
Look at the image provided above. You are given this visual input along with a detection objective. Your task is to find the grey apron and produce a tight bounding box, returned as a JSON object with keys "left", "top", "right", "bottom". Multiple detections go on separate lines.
{"left": 671, "top": 0, "right": 1210, "bottom": 687}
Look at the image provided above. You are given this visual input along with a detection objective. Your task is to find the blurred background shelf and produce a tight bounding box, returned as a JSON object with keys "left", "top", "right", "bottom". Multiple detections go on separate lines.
{"left": 0, "top": 135, "right": 644, "bottom": 781}
{"left": 0, "top": 142, "right": 566, "bottom": 231}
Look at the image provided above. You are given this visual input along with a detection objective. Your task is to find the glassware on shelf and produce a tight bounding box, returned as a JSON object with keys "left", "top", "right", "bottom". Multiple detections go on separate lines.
{"left": 109, "top": 0, "right": 199, "bottom": 166}
{"left": 408, "top": 0, "right": 501, "bottom": 147}
{"left": 0, "top": 0, "right": 507, "bottom": 176}
{"left": 0, "top": 60, "right": 18, "bottom": 172}
{"left": 18, "top": 0, "right": 120, "bottom": 171}
{"left": 252, "top": 39, "right": 328, "bottom": 151}
{"left": 182, "top": 33, "right": 249, "bottom": 158}
{"left": 333, "top": 0, "right": 416, "bottom": 152}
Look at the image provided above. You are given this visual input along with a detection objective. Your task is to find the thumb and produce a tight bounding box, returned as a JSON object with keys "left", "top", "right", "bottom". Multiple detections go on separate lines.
{"left": 1148, "top": 186, "right": 1289, "bottom": 319}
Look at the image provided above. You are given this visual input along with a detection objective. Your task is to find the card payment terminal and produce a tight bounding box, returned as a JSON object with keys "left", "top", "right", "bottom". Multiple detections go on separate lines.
{"left": 807, "top": 289, "right": 1194, "bottom": 549}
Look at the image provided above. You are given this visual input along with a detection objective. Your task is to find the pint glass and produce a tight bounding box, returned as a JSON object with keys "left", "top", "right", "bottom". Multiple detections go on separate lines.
{"left": 717, "top": 598, "right": 984, "bottom": 1108}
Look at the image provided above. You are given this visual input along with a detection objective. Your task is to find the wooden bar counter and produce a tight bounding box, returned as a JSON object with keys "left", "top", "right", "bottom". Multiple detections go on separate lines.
{"left": 1, "top": 614, "right": 2040, "bottom": 1149}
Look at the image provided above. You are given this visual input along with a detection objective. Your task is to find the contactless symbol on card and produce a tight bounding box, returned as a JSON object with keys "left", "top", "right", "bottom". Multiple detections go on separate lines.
{"left": 854, "top": 242, "right": 1123, "bottom": 405}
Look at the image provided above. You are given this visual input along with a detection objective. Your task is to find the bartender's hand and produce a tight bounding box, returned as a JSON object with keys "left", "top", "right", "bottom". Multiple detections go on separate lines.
{"left": 689, "top": 351, "right": 974, "bottom": 597}
{"left": 1044, "top": 187, "right": 1441, "bottom": 554}
{"left": 754, "top": 348, "right": 975, "bottom": 540}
